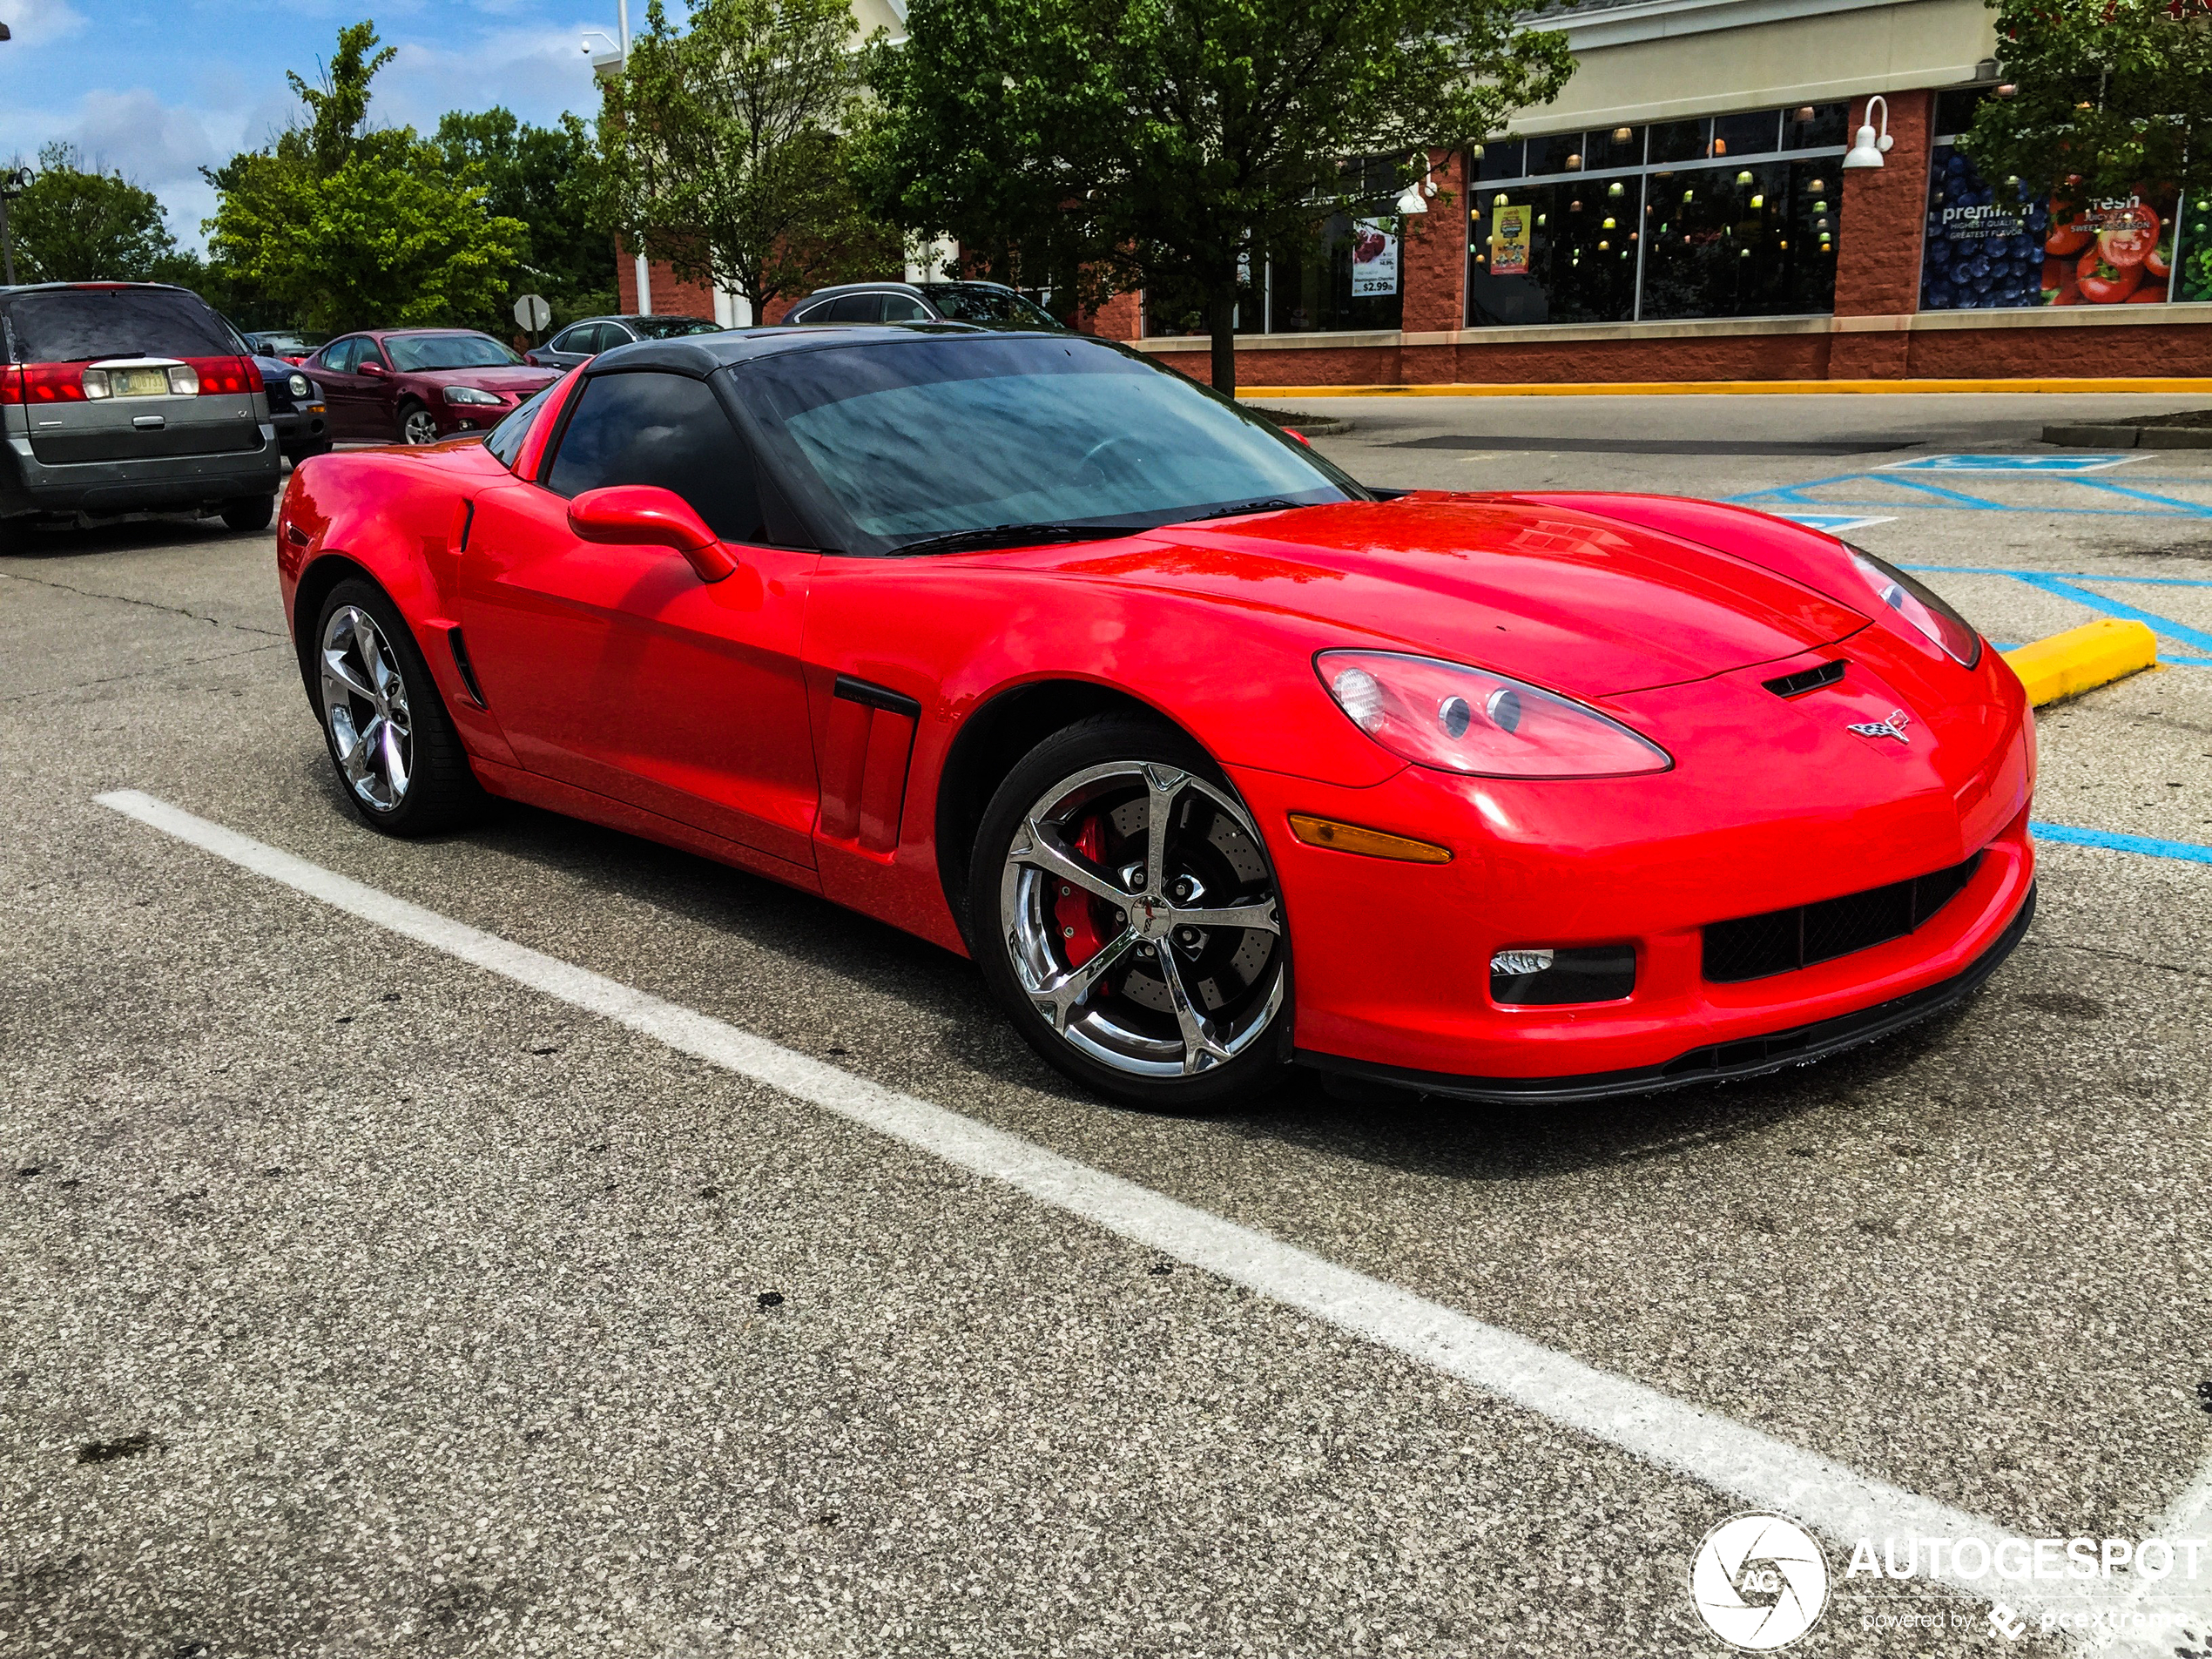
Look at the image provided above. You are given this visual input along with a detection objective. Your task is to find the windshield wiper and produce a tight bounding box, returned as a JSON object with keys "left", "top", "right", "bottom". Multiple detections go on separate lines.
{"left": 1185, "top": 497, "right": 1305, "bottom": 523}
{"left": 888, "top": 522, "right": 1146, "bottom": 557}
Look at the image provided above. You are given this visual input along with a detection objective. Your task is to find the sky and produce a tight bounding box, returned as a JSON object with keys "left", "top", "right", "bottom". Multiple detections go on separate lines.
{"left": 0, "top": 0, "right": 625, "bottom": 253}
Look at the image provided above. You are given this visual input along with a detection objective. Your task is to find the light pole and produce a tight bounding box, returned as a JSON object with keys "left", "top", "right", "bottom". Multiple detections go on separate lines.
{"left": 0, "top": 21, "right": 13, "bottom": 287}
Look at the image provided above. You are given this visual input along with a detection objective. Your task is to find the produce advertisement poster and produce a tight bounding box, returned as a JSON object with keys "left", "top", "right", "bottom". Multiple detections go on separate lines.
{"left": 1350, "top": 219, "right": 1399, "bottom": 296}
{"left": 1490, "top": 205, "right": 1533, "bottom": 277}
{"left": 1923, "top": 145, "right": 2189, "bottom": 308}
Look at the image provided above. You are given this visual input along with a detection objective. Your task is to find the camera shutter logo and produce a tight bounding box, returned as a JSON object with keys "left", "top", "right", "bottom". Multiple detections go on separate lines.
{"left": 1689, "top": 1514, "right": 1830, "bottom": 1650}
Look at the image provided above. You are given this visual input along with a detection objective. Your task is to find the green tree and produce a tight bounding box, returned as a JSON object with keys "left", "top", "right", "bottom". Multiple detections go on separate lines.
{"left": 593, "top": 0, "right": 898, "bottom": 320}
{"left": 206, "top": 21, "right": 528, "bottom": 332}
{"left": 1962, "top": 0, "right": 2212, "bottom": 209}
{"left": 860, "top": 0, "right": 1575, "bottom": 394}
{"left": 7, "top": 142, "right": 181, "bottom": 282}
{"left": 433, "top": 108, "right": 617, "bottom": 334}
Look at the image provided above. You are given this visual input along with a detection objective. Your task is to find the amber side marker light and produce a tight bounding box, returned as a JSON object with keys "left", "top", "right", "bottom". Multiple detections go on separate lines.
{"left": 1288, "top": 814, "right": 1453, "bottom": 864}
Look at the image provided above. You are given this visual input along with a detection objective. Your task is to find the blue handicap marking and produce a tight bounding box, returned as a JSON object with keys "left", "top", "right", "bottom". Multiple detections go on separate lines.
{"left": 1764, "top": 511, "right": 1897, "bottom": 532}
{"left": 1875, "top": 454, "right": 2137, "bottom": 474}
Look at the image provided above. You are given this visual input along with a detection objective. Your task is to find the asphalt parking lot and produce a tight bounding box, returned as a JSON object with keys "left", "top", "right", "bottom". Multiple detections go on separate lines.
{"left": 4, "top": 394, "right": 2210, "bottom": 1657}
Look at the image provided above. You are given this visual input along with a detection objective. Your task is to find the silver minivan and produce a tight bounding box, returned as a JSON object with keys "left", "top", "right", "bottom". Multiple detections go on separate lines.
{"left": 0, "top": 282, "right": 283, "bottom": 552}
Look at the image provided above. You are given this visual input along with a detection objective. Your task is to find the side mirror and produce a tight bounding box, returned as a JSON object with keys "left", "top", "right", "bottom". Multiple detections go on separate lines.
{"left": 567, "top": 484, "right": 737, "bottom": 583}
{"left": 361, "top": 361, "right": 386, "bottom": 377}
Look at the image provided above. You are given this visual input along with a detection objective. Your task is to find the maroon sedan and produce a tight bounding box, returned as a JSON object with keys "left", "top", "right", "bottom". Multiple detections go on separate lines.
{"left": 307, "top": 328, "right": 560, "bottom": 446}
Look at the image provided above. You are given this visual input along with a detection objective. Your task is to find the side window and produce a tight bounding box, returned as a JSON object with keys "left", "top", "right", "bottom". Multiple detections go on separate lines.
{"left": 324, "top": 338, "right": 361, "bottom": 372}
{"left": 543, "top": 371, "right": 766, "bottom": 543}
{"left": 484, "top": 382, "right": 556, "bottom": 469}
{"left": 881, "top": 295, "right": 930, "bottom": 322}
{"left": 549, "top": 327, "right": 589, "bottom": 354}
{"left": 596, "top": 323, "right": 632, "bottom": 350}
{"left": 358, "top": 339, "right": 390, "bottom": 368}
{"left": 824, "top": 293, "right": 885, "bottom": 323}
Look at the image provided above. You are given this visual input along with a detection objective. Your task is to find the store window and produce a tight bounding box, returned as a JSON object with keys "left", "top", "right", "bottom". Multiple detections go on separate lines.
{"left": 1467, "top": 106, "right": 1847, "bottom": 327}
{"left": 1143, "top": 158, "right": 1406, "bottom": 337}
{"left": 1924, "top": 87, "right": 2194, "bottom": 310}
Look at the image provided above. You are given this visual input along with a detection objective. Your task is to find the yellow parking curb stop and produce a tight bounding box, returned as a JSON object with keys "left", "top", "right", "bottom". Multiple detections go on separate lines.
{"left": 2001, "top": 618, "right": 2159, "bottom": 707}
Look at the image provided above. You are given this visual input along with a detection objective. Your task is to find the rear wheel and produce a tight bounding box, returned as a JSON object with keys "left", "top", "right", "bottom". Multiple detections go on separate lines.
{"left": 219, "top": 493, "right": 275, "bottom": 533}
{"left": 398, "top": 400, "right": 440, "bottom": 446}
{"left": 312, "top": 578, "right": 484, "bottom": 835}
{"left": 968, "top": 715, "right": 1292, "bottom": 1111}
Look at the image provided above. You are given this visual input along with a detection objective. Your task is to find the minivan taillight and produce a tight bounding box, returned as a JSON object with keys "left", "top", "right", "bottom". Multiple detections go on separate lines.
{"left": 3, "top": 364, "right": 91, "bottom": 403}
{"left": 181, "top": 357, "right": 255, "bottom": 395}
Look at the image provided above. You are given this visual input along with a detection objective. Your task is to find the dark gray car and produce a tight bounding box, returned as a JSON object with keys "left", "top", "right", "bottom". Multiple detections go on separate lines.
{"left": 782, "top": 280, "right": 1068, "bottom": 329}
{"left": 524, "top": 314, "right": 725, "bottom": 371}
{"left": 0, "top": 282, "right": 282, "bottom": 551}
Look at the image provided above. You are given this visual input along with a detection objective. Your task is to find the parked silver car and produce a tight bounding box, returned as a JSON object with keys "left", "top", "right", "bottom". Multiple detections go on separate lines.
{"left": 782, "top": 280, "right": 1068, "bottom": 329}
{"left": 523, "top": 314, "right": 725, "bottom": 371}
{"left": 0, "top": 282, "right": 281, "bottom": 551}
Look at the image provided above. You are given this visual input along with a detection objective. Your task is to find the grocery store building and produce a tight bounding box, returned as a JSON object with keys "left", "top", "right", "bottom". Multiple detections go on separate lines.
{"left": 621, "top": 0, "right": 2212, "bottom": 386}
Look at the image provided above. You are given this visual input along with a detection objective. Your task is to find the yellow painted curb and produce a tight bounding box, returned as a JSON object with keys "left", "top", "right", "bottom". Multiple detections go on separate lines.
{"left": 1238, "top": 377, "right": 2212, "bottom": 398}
{"left": 2001, "top": 618, "right": 2160, "bottom": 707}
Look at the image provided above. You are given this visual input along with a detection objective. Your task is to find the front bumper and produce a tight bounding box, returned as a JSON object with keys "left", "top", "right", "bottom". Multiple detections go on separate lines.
{"left": 271, "top": 407, "right": 328, "bottom": 451}
{"left": 0, "top": 428, "right": 282, "bottom": 517}
{"left": 1302, "top": 882, "right": 2033, "bottom": 1103}
{"left": 1231, "top": 636, "right": 2037, "bottom": 1093}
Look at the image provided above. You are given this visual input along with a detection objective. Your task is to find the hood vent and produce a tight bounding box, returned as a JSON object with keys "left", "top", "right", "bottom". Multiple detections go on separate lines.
{"left": 1763, "top": 658, "right": 1847, "bottom": 699}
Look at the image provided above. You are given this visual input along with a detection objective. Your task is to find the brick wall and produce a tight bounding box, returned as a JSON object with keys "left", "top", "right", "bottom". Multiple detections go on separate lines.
{"left": 1830, "top": 91, "right": 1931, "bottom": 378}
{"left": 1400, "top": 149, "right": 1467, "bottom": 336}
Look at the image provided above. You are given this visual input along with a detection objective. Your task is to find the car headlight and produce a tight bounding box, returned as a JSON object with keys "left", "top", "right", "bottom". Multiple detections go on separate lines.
{"left": 443, "top": 386, "right": 503, "bottom": 406}
{"left": 1316, "top": 651, "right": 1672, "bottom": 779}
{"left": 1845, "top": 545, "right": 1981, "bottom": 668}
{"left": 288, "top": 373, "right": 311, "bottom": 398}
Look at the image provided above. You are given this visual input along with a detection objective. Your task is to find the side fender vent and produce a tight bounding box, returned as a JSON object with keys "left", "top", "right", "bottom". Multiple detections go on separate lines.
{"left": 447, "top": 626, "right": 488, "bottom": 709}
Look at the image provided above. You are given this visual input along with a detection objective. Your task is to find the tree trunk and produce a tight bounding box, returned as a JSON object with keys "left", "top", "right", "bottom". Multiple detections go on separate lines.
{"left": 1208, "top": 287, "right": 1238, "bottom": 399}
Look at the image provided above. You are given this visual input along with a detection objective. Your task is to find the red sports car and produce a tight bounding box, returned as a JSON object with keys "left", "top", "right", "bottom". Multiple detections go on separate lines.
{"left": 304, "top": 328, "right": 560, "bottom": 447}
{"left": 274, "top": 327, "right": 2035, "bottom": 1111}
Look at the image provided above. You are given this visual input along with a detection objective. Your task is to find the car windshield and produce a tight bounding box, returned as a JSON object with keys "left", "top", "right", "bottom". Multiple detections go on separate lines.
{"left": 738, "top": 335, "right": 1357, "bottom": 554}
{"left": 3, "top": 287, "right": 237, "bottom": 362}
{"left": 385, "top": 333, "right": 524, "bottom": 371}
{"left": 919, "top": 286, "right": 1063, "bottom": 328}
{"left": 255, "top": 332, "right": 327, "bottom": 354}
{"left": 630, "top": 317, "right": 725, "bottom": 340}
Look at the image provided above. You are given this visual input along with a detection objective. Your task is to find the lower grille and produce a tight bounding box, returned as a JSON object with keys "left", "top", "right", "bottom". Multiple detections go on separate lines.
{"left": 1703, "top": 853, "right": 1981, "bottom": 983}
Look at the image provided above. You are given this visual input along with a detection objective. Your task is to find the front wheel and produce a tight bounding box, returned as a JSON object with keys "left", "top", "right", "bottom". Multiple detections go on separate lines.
{"left": 398, "top": 401, "right": 441, "bottom": 446}
{"left": 968, "top": 715, "right": 1292, "bottom": 1111}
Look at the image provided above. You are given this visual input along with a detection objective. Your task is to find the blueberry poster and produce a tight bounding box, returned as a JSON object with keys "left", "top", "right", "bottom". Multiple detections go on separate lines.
{"left": 1921, "top": 145, "right": 2048, "bottom": 309}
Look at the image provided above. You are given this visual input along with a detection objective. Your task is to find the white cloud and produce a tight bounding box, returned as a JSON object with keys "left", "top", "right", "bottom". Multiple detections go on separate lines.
{"left": 2, "top": 0, "right": 88, "bottom": 48}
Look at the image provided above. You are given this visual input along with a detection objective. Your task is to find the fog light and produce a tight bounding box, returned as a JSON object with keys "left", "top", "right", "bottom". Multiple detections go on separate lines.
{"left": 1490, "top": 945, "right": 1636, "bottom": 1006}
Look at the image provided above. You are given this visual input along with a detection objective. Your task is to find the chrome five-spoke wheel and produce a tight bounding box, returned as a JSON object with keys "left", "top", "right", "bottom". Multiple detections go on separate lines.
{"left": 401, "top": 406, "right": 442, "bottom": 446}
{"left": 320, "top": 604, "right": 413, "bottom": 813}
{"left": 998, "top": 759, "right": 1285, "bottom": 1082}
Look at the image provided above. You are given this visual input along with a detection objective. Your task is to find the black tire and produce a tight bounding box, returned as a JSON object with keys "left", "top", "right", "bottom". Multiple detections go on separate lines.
{"left": 220, "top": 493, "right": 276, "bottom": 533}
{"left": 396, "top": 399, "right": 440, "bottom": 446}
{"left": 967, "top": 713, "right": 1293, "bottom": 1112}
{"left": 284, "top": 438, "right": 333, "bottom": 466}
{"left": 310, "top": 577, "right": 486, "bottom": 836}
{"left": 0, "top": 516, "right": 30, "bottom": 556}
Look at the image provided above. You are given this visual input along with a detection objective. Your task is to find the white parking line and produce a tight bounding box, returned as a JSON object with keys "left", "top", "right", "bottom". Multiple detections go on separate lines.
{"left": 94, "top": 788, "right": 2168, "bottom": 1645}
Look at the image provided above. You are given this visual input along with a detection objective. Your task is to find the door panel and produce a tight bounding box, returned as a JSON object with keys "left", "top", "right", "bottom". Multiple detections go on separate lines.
{"left": 455, "top": 482, "right": 821, "bottom": 867}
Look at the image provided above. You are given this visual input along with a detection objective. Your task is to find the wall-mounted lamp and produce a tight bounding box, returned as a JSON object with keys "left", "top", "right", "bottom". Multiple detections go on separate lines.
{"left": 1842, "top": 96, "right": 1894, "bottom": 170}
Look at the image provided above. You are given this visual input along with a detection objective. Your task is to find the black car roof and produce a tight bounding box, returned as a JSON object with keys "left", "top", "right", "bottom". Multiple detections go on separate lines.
{"left": 587, "top": 320, "right": 1079, "bottom": 376}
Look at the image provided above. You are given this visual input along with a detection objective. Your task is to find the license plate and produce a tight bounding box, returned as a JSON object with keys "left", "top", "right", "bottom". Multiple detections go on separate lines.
{"left": 111, "top": 368, "right": 171, "bottom": 397}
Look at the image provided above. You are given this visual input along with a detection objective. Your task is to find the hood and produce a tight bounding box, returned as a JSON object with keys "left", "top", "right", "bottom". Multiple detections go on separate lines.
{"left": 1048, "top": 495, "right": 1871, "bottom": 698}
{"left": 414, "top": 365, "right": 559, "bottom": 394}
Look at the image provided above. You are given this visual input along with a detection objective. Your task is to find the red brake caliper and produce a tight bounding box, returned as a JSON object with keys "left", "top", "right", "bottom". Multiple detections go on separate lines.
{"left": 1054, "top": 814, "right": 1108, "bottom": 968}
